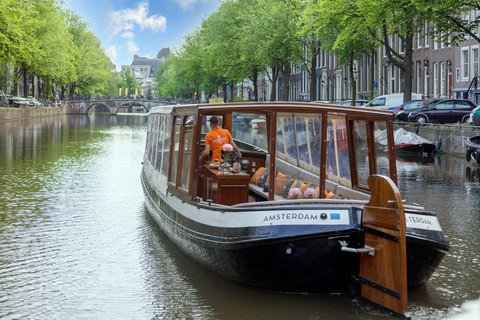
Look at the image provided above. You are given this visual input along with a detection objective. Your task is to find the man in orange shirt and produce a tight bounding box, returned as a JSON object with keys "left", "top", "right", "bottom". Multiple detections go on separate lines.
{"left": 200, "top": 116, "right": 241, "bottom": 162}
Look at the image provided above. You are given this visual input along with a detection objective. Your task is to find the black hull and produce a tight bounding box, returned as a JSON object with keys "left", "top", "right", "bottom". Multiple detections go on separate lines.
{"left": 142, "top": 174, "right": 449, "bottom": 295}
{"left": 406, "top": 235, "right": 449, "bottom": 289}
{"left": 143, "top": 186, "right": 361, "bottom": 294}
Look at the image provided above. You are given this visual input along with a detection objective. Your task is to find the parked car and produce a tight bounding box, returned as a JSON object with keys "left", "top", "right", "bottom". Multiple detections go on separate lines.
{"left": 364, "top": 93, "right": 423, "bottom": 110}
{"left": 8, "top": 96, "right": 29, "bottom": 107}
{"left": 342, "top": 99, "right": 368, "bottom": 106}
{"left": 407, "top": 99, "right": 477, "bottom": 124}
{"left": 391, "top": 99, "right": 432, "bottom": 121}
{"left": 25, "top": 96, "right": 42, "bottom": 107}
{"left": 468, "top": 105, "right": 480, "bottom": 125}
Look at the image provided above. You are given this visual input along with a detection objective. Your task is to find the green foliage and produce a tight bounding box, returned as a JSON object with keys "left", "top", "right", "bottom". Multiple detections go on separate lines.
{"left": 0, "top": 0, "right": 117, "bottom": 98}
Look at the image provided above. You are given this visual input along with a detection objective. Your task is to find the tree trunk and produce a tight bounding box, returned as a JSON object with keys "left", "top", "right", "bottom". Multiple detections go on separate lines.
{"left": 253, "top": 68, "right": 258, "bottom": 101}
{"left": 282, "top": 63, "right": 291, "bottom": 101}
{"left": 310, "top": 51, "right": 317, "bottom": 102}
{"left": 270, "top": 66, "right": 278, "bottom": 101}
{"left": 370, "top": 50, "right": 375, "bottom": 100}
{"left": 350, "top": 62, "right": 356, "bottom": 105}
{"left": 222, "top": 83, "right": 227, "bottom": 102}
{"left": 23, "top": 68, "right": 28, "bottom": 97}
{"left": 402, "top": 34, "right": 414, "bottom": 103}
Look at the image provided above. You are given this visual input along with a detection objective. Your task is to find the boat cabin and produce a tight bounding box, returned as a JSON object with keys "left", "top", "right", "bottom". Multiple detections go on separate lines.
{"left": 143, "top": 102, "right": 397, "bottom": 207}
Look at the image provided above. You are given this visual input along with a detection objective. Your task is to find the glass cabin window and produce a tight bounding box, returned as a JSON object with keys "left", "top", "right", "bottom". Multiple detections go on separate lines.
{"left": 169, "top": 116, "right": 181, "bottom": 184}
{"left": 155, "top": 115, "right": 165, "bottom": 172}
{"left": 283, "top": 116, "right": 297, "bottom": 164}
{"left": 276, "top": 118, "right": 285, "bottom": 157}
{"left": 308, "top": 117, "right": 322, "bottom": 170}
{"left": 374, "top": 121, "right": 390, "bottom": 177}
{"left": 326, "top": 115, "right": 351, "bottom": 186}
{"left": 162, "top": 115, "right": 171, "bottom": 177}
{"left": 148, "top": 114, "right": 157, "bottom": 165}
{"left": 353, "top": 120, "right": 369, "bottom": 186}
{"left": 232, "top": 112, "right": 268, "bottom": 151}
{"left": 296, "top": 117, "right": 310, "bottom": 165}
{"left": 180, "top": 116, "right": 194, "bottom": 191}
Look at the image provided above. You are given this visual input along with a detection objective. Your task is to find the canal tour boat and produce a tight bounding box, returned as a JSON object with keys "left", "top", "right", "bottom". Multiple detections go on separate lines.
{"left": 141, "top": 102, "right": 450, "bottom": 317}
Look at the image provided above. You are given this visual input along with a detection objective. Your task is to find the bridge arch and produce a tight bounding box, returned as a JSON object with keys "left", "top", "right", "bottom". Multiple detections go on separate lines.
{"left": 64, "top": 99, "right": 174, "bottom": 115}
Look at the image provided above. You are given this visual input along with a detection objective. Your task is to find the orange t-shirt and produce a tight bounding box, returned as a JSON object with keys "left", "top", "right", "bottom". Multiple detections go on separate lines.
{"left": 205, "top": 127, "right": 233, "bottom": 161}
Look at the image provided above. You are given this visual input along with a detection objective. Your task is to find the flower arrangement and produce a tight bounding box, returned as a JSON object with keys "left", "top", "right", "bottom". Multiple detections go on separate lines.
{"left": 288, "top": 187, "right": 302, "bottom": 200}
{"left": 222, "top": 144, "right": 234, "bottom": 162}
{"left": 303, "top": 188, "right": 318, "bottom": 199}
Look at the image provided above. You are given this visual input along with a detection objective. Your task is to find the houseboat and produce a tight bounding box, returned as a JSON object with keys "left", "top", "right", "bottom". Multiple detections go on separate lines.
{"left": 141, "top": 102, "right": 450, "bottom": 317}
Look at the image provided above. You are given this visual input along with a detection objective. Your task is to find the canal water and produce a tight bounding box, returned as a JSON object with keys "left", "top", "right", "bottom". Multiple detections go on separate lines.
{"left": 0, "top": 114, "right": 478, "bottom": 320}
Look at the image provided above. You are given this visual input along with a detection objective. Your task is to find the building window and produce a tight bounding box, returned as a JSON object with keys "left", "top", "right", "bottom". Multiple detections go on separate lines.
{"left": 399, "top": 38, "right": 404, "bottom": 54}
{"left": 417, "top": 29, "right": 422, "bottom": 48}
{"left": 417, "top": 61, "right": 422, "bottom": 93}
{"left": 390, "top": 35, "right": 395, "bottom": 52}
{"left": 433, "top": 63, "right": 438, "bottom": 97}
{"left": 440, "top": 62, "right": 445, "bottom": 96}
{"left": 462, "top": 47, "right": 469, "bottom": 80}
{"left": 473, "top": 10, "right": 479, "bottom": 36}
{"left": 472, "top": 46, "right": 479, "bottom": 77}
{"left": 425, "top": 23, "right": 430, "bottom": 47}
{"left": 390, "top": 65, "right": 395, "bottom": 94}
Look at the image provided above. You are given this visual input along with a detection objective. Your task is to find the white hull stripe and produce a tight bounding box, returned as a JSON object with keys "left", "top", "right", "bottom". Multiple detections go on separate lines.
{"left": 405, "top": 213, "right": 443, "bottom": 231}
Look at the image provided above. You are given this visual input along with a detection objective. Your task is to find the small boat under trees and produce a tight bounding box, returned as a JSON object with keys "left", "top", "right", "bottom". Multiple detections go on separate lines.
{"left": 141, "top": 102, "right": 449, "bottom": 317}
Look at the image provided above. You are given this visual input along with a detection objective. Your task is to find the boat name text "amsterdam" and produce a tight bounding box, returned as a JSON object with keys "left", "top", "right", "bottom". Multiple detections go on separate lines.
{"left": 405, "top": 216, "right": 432, "bottom": 225}
{"left": 263, "top": 212, "right": 340, "bottom": 222}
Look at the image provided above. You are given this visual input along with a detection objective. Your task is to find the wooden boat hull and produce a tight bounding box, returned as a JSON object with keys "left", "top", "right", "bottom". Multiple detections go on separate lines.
{"left": 142, "top": 172, "right": 449, "bottom": 294}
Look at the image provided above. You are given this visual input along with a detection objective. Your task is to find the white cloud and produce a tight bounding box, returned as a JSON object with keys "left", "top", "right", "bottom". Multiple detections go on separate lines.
{"left": 126, "top": 40, "right": 139, "bottom": 54}
{"left": 174, "top": 0, "right": 199, "bottom": 10}
{"left": 104, "top": 45, "right": 118, "bottom": 66}
{"left": 121, "top": 31, "right": 135, "bottom": 40}
{"left": 108, "top": 2, "right": 167, "bottom": 37}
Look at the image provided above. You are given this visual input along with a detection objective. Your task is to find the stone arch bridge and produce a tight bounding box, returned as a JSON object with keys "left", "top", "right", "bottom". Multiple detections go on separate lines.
{"left": 63, "top": 98, "right": 175, "bottom": 115}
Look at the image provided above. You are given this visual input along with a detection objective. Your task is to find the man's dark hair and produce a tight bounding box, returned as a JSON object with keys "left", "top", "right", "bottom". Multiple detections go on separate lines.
{"left": 210, "top": 116, "right": 219, "bottom": 125}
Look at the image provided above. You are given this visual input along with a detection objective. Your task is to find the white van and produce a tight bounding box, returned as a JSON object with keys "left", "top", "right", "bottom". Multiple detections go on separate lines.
{"left": 364, "top": 93, "right": 423, "bottom": 110}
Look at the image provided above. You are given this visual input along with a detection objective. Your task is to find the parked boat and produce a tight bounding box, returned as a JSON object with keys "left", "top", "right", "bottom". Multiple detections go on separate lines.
{"left": 376, "top": 128, "right": 436, "bottom": 155}
{"left": 465, "top": 134, "right": 480, "bottom": 164}
{"left": 141, "top": 102, "right": 449, "bottom": 317}
{"left": 250, "top": 116, "right": 266, "bottom": 129}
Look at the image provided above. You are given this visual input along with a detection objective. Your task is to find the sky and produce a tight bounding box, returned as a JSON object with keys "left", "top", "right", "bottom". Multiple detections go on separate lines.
{"left": 62, "top": 0, "right": 219, "bottom": 71}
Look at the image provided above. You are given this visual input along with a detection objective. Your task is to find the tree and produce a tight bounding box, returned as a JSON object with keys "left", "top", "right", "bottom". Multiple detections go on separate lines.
{"left": 302, "top": 0, "right": 379, "bottom": 102}
{"left": 414, "top": 0, "right": 480, "bottom": 45}
{"left": 28, "top": 0, "right": 76, "bottom": 99}
{"left": 354, "top": 0, "right": 428, "bottom": 102}
{"left": 253, "top": 0, "right": 303, "bottom": 101}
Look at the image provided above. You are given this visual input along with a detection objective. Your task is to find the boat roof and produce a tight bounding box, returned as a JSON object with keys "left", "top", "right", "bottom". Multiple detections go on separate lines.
{"left": 149, "top": 102, "right": 394, "bottom": 117}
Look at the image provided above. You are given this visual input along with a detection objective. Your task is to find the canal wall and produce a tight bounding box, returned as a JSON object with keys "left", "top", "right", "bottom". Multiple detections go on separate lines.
{"left": 0, "top": 107, "right": 61, "bottom": 122}
{"left": 394, "top": 122, "right": 480, "bottom": 155}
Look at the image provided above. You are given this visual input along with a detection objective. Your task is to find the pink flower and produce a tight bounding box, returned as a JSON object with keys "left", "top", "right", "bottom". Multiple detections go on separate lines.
{"left": 303, "top": 188, "right": 318, "bottom": 199}
{"left": 222, "top": 144, "right": 233, "bottom": 152}
{"left": 288, "top": 188, "right": 302, "bottom": 199}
